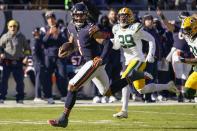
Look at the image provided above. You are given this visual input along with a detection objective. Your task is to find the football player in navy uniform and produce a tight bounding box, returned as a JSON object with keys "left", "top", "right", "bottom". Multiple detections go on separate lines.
{"left": 48, "top": 3, "right": 152, "bottom": 128}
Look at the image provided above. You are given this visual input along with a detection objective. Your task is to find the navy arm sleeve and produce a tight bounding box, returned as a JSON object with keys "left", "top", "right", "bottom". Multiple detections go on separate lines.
{"left": 100, "top": 39, "right": 113, "bottom": 62}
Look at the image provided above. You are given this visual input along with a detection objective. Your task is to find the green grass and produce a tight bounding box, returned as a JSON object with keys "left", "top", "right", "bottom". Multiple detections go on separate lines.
{"left": 0, "top": 105, "right": 197, "bottom": 131}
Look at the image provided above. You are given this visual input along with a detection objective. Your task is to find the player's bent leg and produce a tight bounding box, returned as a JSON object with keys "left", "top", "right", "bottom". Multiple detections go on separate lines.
{"left": 106, "top": 71, "right": 152, "bottom": 95}
{"left": 137, "top": 81, "right": 180, "bottom": 95}
{"left": 48, "top": 84, "right": 77, "bottom": 128}
{"left": 184, "top": 72, "right": 197, "bottom": 100}
{"left": 167, "top": 81, "right": 180, "bottom": 95}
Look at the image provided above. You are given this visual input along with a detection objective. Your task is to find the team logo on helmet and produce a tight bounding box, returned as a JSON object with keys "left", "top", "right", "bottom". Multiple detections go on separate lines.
{"left": 118, "top": 7, "right": 134, "bottom": 27}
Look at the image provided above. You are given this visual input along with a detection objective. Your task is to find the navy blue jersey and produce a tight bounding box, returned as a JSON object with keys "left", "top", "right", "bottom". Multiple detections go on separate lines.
{"left": 67, "top": 22, "right": 101, "bottom": 61}
{"left": 172, "top": 25, "right": 190, "bottom": 52}
{"left": 67, "top": 51, "right": 85, "bottom": 66}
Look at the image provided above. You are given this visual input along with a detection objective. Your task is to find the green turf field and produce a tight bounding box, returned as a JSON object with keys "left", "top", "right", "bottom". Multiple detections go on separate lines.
{"left": 0, "top": 105, "right": 197, "bottom": 131}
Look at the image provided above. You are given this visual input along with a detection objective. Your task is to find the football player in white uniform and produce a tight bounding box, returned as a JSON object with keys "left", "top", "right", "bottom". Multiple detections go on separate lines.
{"left": 112, "top": 7, "right": 180, "bottom": 118}
{"left": 180, "top": 16, "right": 197, "bottom": 102}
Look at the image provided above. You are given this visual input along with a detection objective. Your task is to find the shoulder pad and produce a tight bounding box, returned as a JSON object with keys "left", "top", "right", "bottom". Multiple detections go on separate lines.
{"left": 112, "top": 24, "right": 120, "bottom": 34}
{"left": 89, "top": 24, "right": 100, "bottom": 36}
{"left": 129, "top": 22, "right": 143, "bottom": 33}
{"left": 67, "top": 23, "right": 75, "bottom": 35}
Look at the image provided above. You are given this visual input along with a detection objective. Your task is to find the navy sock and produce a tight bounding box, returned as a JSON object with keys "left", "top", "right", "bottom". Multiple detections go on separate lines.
{"left": 64, "top": 91, "right": 77, "bottom": 114}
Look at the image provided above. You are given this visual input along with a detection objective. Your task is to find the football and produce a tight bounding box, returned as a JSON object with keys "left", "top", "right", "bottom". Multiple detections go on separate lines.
{"left": 58, "top": 42, "right": 76, "bottom": 57}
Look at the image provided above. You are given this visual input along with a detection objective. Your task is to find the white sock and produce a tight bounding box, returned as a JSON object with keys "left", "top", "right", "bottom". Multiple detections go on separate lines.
{"left": 138, "top": 83, "right": 169, "bottom": 94}
{"left": 121, "top": 85, "right": 130, "bottom": 112}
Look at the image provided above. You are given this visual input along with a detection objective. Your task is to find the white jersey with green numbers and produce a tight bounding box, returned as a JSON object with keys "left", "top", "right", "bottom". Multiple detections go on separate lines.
{"left": 185, "top": 37, "right": 197, "bottom": 71}
{"left": 112, "top": 22, "right": 155, "bottom": 65}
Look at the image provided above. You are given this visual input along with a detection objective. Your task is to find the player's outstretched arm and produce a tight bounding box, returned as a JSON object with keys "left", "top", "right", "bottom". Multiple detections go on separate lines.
{"left": 89, "top": 25, "right": 113, "bottom": 65}
{"left": 141, "top": 30, "right": 156, "bottom": 63}
{"left": 156, "top": 9, "right": 175, "bottom": 32}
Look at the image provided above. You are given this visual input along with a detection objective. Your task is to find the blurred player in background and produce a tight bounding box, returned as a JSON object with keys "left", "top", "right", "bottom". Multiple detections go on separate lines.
{"left": 180, "top": 16, "right": 197, "bottom": 102}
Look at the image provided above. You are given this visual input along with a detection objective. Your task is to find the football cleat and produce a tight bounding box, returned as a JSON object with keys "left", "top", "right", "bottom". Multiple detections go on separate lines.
{"left": 113, "top": 111, "right": 128, "bottom": 119}
{"left": 167, "top": 81, "right": 180, "bottom": 96}
{"left": 48, "top": 115, "right": 68, "bottom": 128}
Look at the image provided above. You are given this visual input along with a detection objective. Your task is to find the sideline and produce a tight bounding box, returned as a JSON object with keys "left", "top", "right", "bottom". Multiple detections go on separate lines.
{"left": 0, "top": 100, "right": 196, "bottom": 108}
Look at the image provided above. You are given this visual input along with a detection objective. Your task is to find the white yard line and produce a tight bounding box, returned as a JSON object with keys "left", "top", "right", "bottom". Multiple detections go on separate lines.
{"left": 0, "top": 100, "right": 196, "bottom": 108}
{"left": 74, "top": 107, "right": 197, "bottom": 117}
{"left": 0, "top": 119, "right": 186, "bottom": 129}
{"left": 0, "top": 119, "right": 151, "bottom": 127}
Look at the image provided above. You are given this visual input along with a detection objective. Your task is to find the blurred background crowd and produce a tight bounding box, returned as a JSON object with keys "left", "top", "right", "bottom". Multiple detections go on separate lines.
{"left": 0, "top": 0, "right": 196, "bottom": 104}
{"left": 0, "top": 0, "right": 197, "bottom": 10}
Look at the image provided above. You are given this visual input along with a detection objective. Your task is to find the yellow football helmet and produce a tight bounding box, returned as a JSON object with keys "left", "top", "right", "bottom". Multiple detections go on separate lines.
{"left": 118, "top": 7, "right": 134, "bottom": 27}
{"left": 181, "top": 16, "right": 197, "bottom": 39}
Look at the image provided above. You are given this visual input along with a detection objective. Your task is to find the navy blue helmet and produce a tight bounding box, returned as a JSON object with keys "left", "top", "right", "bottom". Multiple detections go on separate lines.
{"left": 71, "top": 3, "right": 88, "bottom": 28}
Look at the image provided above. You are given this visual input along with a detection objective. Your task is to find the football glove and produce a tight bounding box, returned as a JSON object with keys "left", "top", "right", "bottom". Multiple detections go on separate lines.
{"left": 93, "top": 56, "right": 103, "bottom": 68}
{"left": 58, "top": 46, "right": 71, "bottom": 58}
{"left": 58, "top": 42, "right": 75, "bottom": 58}
{"left": 176, "top": 50, "right": 185, "bottom": 63}
{"left": 89, "top": 25, "right": 99, "bottom": 36}
{"left": 146, "top": 54, "right": 155, "bottom": 63}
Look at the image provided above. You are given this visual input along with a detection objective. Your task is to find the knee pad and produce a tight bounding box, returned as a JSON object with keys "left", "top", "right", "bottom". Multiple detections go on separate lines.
{"left": 133, "top": 79, "right": 145, "bottom": 90}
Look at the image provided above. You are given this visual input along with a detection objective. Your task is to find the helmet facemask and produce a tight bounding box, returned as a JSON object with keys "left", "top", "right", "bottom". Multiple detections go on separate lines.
{"left": 118, "top": 14, "right": 130, "bottom": 28}
{"left": 72, "top": 12, "right": 87, "bottom": 28}
{"left": 118, "top": 8, "right": 134, "bottom": 28}
{"left": 71, "top": 3, "right": 88, "bottom": 28}
{"left": 181, "top": 17, "right": 197, "bottom": 40}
